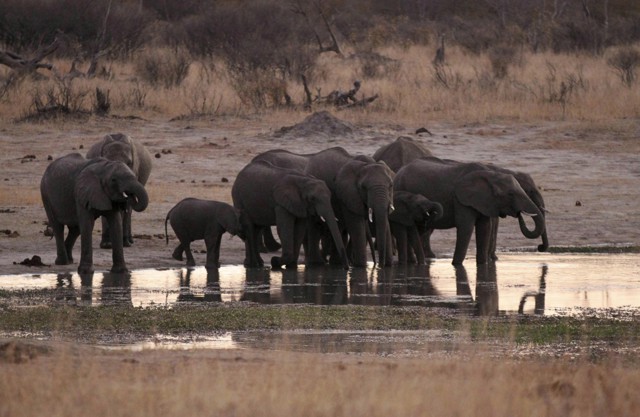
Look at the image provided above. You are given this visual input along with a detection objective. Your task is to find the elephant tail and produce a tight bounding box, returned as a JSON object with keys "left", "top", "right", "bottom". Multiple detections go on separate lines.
{"left": 164, "top": 210, "right": 172, "bottom": 245}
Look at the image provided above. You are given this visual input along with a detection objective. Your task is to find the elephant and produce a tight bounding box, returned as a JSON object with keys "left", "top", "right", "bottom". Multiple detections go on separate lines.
{"left": 86, "top": 133, "right": 152, "bottom": 248}
{"left": 165, "top": 198, "right": 244, "bottom": 269}
{"left": 389, "top": 191, "right": 443, "bottom": 265}
{"left": 40, "top": 153, "right": 149, "bottom": 274}
{"left": 303, "top": 147, "right": 395, "bottom": 267}
{"left": 394, "top": 157, "right": 545, "bottom": 265}
{"left": 232, "top": 160, "right": 349, "bottom": 269}
{"left": 372, "top": 136, "right": 433, "bottom": 173}
{"left": 419, "top": 160, "right": 548, "bottom": 260}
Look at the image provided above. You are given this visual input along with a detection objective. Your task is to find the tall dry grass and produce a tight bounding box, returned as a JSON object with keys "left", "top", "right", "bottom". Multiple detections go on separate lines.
{"left": 1, "top": 43, "right": 639, "bottom": 125}
{"left": 0, "top": 344, "right": 637, "bottom": 417}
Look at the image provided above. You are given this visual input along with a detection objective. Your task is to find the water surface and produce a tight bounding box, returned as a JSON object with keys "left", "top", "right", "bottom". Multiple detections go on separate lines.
{"left": 2, "top": 253, "right": 638, "bottom": 316}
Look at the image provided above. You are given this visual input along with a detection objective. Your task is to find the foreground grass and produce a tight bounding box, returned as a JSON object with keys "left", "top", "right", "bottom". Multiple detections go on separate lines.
{"left": 2, "top": 303, "right": 640, "bottom": 349}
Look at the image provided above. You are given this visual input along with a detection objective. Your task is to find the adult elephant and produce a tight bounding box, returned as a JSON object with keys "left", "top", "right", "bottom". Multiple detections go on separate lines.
{"left": 41, "top": 153, "right": 149, "bottom": 274}
{"left": 372, "top": 136, "right": 433, "bottom": 173}
{"left": 306, "top": 147, "right": 395, "bottom": 267}
{"left": 86, "top": 133, "right": 152, "bottom": 248}
{"left": 390, "top": 191, "right": 443, "bottom": 265}
{"left": 394, "top": 157, "right": 545, "bottom": 265}
{"left": 232, "top": 160, "right": 349, "bottom": 269}
{"left": 419, "top": 160, "right": 549, "bottom": 260}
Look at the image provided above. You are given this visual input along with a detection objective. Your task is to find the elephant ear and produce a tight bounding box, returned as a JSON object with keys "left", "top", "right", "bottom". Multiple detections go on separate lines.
{"left": 336, "top": 161, "right": 366, "bottom": 215}
{"left": 455, "top": 171, "right": 500, "bottom": 217}
{"left": 75, "top": 164, "right": 113, "bottom": 211}
{"left": 273, "top": 175, "right": 307, "bottom": 218}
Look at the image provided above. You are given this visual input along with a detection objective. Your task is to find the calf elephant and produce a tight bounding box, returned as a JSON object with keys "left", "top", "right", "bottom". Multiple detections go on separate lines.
{"left": 389, "top": 191, "right": 443, "bottom": 265}
{"left": 394, "top": 157, "right": 545, "bottom": 265}
{"left": 372, "top": 136, "right": 433, "bottom": 173}
{"left": 41, "top": 153, "right": 149, "bottom": 273}
{"left": 165, "top": 198, "right": 244, "bottom": 269}
{"left": 86, "top": 133, "right": 152, "bottom": 248}
{"left": 232, "top": 160, "right": 349, "bottom": 269}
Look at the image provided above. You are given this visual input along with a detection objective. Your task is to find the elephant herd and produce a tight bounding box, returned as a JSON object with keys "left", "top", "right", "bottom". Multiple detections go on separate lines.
{"left": 40, "top": 133, "right": 547, "bottom": 274}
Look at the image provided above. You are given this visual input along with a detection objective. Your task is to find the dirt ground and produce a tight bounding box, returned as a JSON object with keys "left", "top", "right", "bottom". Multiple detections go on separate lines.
{"left": 1, "top": 112, "right": 639, "bottom": 275}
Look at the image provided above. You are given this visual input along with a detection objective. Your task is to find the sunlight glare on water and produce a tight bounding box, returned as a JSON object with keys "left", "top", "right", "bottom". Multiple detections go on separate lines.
{"left": 1, "top": 253, "right": 639, "bottom": 316}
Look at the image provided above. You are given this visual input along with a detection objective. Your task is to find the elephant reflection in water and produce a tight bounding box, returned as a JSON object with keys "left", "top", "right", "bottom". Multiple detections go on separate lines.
{"left": 518, "top": 265, "right": 547, "bottom": 315}
{"left": 100, "top": 271, "right": 133, "bottom": 307}
{"left": 176, "top": 268, "right": 223, "bottom": 303}
{"left": 454, "top": 264, "right": 499, "bottom": 316}
{"left": 240, "top": 268, "right": 272, "bottom": 304}
{"left": 277, "top": 267, "right": 349, "bottom": 305}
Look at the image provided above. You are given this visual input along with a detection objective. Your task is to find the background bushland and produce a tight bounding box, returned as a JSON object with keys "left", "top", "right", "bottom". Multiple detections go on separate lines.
{"left": 0, "top": 0, "right": 639, "bottom": 121}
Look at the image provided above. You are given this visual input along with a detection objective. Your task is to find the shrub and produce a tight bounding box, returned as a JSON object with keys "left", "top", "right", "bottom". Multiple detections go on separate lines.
{"left": 134, "top": 47, "right": 190, "bottom": 88}
{"left": 607, "top": 47, "right": 640, "bottom": 86}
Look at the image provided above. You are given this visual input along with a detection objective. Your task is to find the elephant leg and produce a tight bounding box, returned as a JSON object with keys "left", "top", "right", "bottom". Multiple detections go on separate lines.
{"left": 243, "top": 224, "right": 264, "bottom": 268}
{"left": 489, "top": 217, "right": 499, "bottom": 261}
{"left": 123, "top": 205, "right": 133, "bottom": 246}
{"left": 475, "top": 216, "right": 492, "bottom": 265}
{"left": 184, "top": 242, "right": 196, "bottom": 267}
{"left": 422, "top": 229, "right": 436, "bottom": 259}
{"left": 453, "top": 222, "right": 474, "bottom": 266}
{"left": 172, "top": 243, "right": 185, "bottom": 261}
{"left": 392, "top": 223, "right": 408, "bottom": 265}
{"left": 64, "top": 225, "right": 80, "bottom": 263}
{"left": 304, "top": 221, "right": 326, "bottom": 265}
{"left": 78, "top": 211, "right": 96, "bottom": 274}
{"left": 274, "top": 207, "right": 300, "bottom": 269}
{"left": 99, "top": 216, "right": 111, "bottom": 249}
{"left": 343, "top": 211, "right": 368, "bottom": 267}
{"left": 407, "top": 227, "right": 425, "bottom": 265}
{"left": 52, "top": 222, "right": 71, "bottom": 265}
{"left": 204, "top": 231, "right": 223, "bottom": 269}
{"left": 106, "top": 211, "right": 128, "bottom": 273}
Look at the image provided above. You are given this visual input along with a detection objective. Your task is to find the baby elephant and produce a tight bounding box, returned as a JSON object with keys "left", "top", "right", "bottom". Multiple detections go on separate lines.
{"left": 165, "top": 198, "right": 244, "bottom": 269}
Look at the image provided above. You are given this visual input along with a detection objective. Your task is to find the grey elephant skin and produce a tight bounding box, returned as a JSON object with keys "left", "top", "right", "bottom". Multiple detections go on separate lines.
{"left": 305, "top": 147, "right": 395, "bottom": 267}
{"left": 86, "top": 133, "right": 152, "bottom": 247}
{"left": 390, "top": 191, "right": 443, "bottom": 265}
{"left": 372, "top": 136, "right": 433, "bottom": 173}
{"left": 419, "top": 160, "right": 549, "bottom": 260}
{"left": 252, "top": 147, "right": 387, "bottom": 266}
{"left": 165, "top": 198, "right": 244, "bottom": 269}
{"left": 232, "top": 160, "right": 349, "bottom": 269}
{"left": 40, "top": 153, "right": 149, "bottom": 274}
{"left": 394, "top": 157, "right": 545, "bottom": 265}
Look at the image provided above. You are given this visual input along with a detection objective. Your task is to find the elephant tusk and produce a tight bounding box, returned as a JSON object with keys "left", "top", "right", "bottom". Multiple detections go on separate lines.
{"left": 521, "top": 211, "right": 538, "bottom": 217}
{"left": 389, "top": 204, "right": 395, "bottom": 214}
{"left": 320, "top": 216, "right": 326, "bottom": 223}
{"left": 368, "top": 208, "right": 373, "bottom": 223}
{"left": 122, "top": 192, "right": 128, "bottom": 198}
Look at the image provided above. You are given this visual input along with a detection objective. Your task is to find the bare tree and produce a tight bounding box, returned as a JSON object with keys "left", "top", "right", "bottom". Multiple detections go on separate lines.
{"left": 291, "top": 0, "right": 342, "bottom": 55}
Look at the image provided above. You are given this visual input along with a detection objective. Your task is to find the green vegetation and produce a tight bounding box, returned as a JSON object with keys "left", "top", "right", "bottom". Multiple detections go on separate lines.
{"left": 1, "top": 303, "right": 639, "bottom": 348}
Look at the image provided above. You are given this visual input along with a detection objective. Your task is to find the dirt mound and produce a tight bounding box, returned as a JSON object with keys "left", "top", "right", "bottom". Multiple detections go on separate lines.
{"left": 274, "top": 111, "right": 356, "bottom": 138}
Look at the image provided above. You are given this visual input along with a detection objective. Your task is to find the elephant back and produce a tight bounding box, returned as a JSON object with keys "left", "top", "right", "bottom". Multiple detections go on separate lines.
{"left": 373, "top": 136, "right": 433, "bottom": 173}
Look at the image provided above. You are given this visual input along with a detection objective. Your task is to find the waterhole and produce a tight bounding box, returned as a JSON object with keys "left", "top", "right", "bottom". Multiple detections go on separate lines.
{"left": 1, "top": 253, "right": 638, "bottom": 317}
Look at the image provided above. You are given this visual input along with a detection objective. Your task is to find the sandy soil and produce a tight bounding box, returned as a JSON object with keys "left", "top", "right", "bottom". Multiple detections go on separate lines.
{"left": 1, "top": 112, "right": 639, "bottom": 275}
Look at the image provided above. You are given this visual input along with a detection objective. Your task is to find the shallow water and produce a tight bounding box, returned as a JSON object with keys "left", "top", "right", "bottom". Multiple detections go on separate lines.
{"left": 1, "top": 253, "right": 639, "bottom": 316}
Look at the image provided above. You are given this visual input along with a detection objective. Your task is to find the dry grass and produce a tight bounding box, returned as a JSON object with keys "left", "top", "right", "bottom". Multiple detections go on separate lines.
{"left": 2, "top": 44, "right": 639, "bottom": 125}
{"left": 0, "top": 342, "right": 638, "bottom": 417}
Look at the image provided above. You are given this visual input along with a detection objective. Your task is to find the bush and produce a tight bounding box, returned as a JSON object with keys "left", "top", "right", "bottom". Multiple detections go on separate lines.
{"left": 134, "top": 47, "right": 190, "bottom": 88}
{"left": 607, "top": 47, "right": 640, "bottom": 86}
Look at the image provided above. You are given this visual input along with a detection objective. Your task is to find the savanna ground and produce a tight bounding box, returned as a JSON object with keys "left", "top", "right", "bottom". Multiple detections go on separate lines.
{"left": 2, "top": 2, "right": 640, "bottom": 413}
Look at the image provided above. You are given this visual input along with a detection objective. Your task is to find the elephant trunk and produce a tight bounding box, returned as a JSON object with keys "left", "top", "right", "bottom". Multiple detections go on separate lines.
{"left": 538, "top": 228, "right": 549, "bottom": 252}
{"left": 318, "top": 205, "right": 349, "bottom": 269}
{"left": 125, "top": 182, "right": 149, "bottom": 212}
{"left": 517, "top": 205, "right": 545, "bottom": 239}
{"left": 369, "top": 187, "right": 390, "bottom": 268}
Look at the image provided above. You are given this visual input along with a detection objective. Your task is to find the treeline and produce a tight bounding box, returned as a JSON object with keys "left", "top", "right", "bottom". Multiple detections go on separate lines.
{"left": 1, "top": 0, "right": 639, "bottom": 64}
